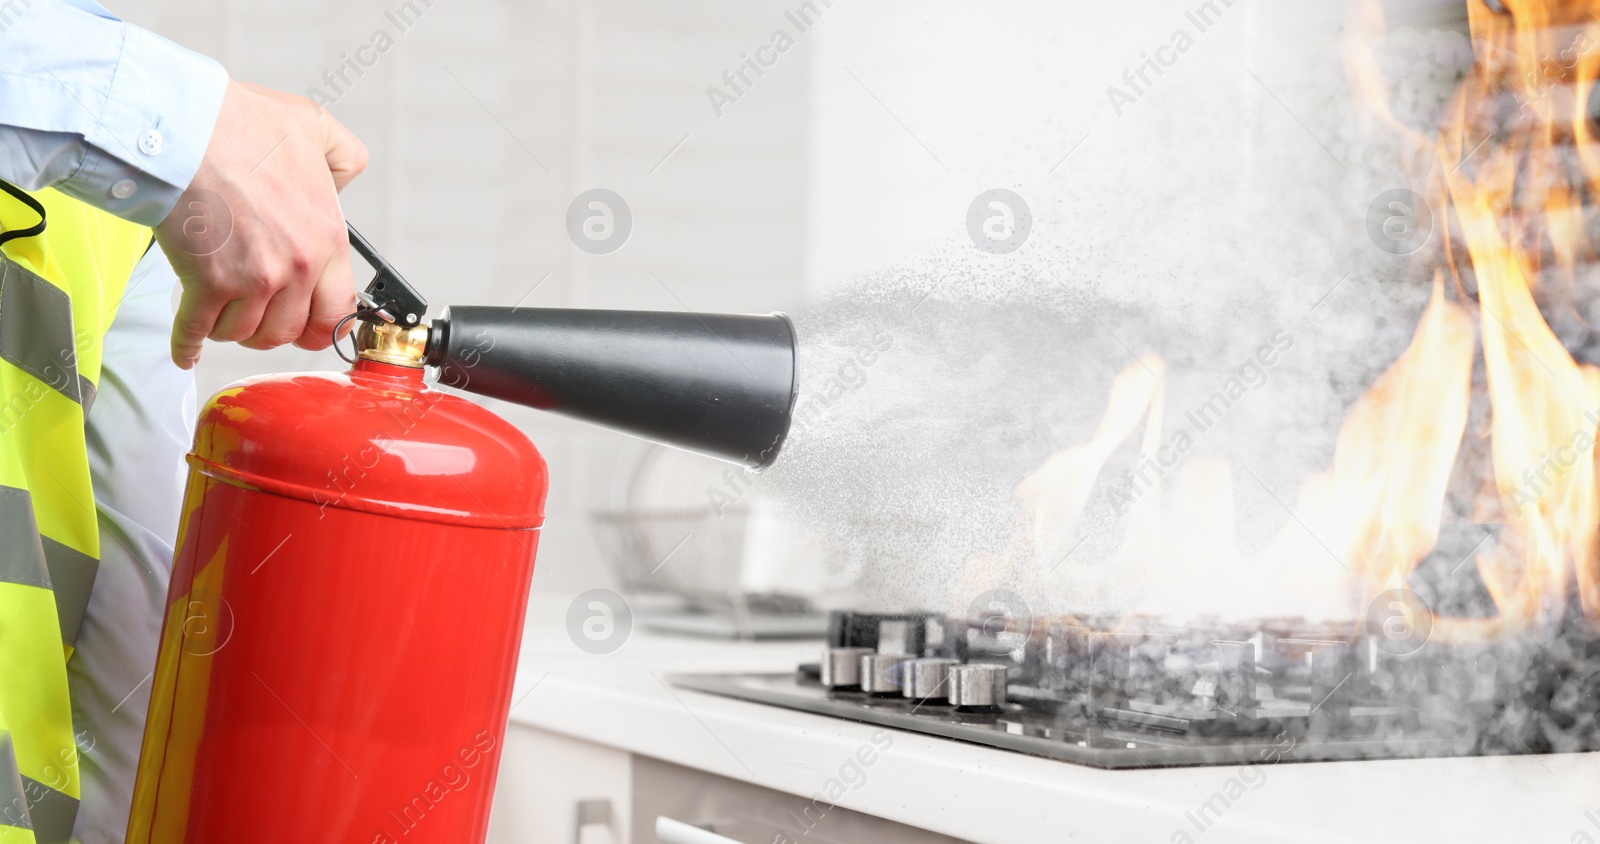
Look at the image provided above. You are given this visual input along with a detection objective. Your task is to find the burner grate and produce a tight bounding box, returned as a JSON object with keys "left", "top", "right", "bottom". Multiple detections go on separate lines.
{"left": 673, "top": 611, "right": 1600, "bottom": 767}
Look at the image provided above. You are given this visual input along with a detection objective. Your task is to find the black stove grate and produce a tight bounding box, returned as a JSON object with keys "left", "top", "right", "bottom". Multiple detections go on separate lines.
{"left": 672, "top": 610, "right": 1600, "bottom": 768}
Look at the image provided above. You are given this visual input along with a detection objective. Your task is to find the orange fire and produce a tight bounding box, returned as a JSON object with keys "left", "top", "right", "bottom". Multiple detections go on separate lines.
{"left": 1439, "top": 0, "right": 1600, "bottom": 633}
{"left": 979, "top": 0, "right": 1600, "bottom": 638}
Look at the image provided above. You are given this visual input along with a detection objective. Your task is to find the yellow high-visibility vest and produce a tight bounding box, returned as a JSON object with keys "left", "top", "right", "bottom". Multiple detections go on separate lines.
{"left": 0, "top": 184, "right": 153, "bottom": 844}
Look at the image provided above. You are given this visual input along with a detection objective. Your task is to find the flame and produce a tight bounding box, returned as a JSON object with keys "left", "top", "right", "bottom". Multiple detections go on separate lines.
{"left": 982, "top": 0, "right": 1600, "bottom": 637}
{"left": 1437, "top": 0, "right": 1600, "bottom": 634}
{"left": 1005, "top": 280, "right": 1472, "bottom": 625}
{"left": 1015, "top": 359, "right": 1165, "bottom": 564}
{"left": 1321, "top": 277, "right": 1475, "bottom": 595}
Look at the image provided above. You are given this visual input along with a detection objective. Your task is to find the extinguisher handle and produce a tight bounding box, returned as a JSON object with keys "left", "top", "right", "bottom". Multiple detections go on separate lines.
{"left": 347, "top": 223, "right": 429, "bottom": 328}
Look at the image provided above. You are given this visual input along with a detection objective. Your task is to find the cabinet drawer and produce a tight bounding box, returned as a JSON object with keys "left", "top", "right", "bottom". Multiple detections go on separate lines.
{"left": 632, "top": 754, "right": 970, "bottom": 844}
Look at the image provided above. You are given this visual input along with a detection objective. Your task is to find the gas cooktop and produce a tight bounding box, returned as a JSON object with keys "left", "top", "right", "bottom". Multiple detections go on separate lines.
{"left": 672, "top": 610, "right": 1600, "bottom": 768}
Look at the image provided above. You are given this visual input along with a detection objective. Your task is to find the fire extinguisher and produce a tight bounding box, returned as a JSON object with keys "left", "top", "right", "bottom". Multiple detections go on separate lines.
{"left": 124, "top": 226, "right": 798, "bottom": 843}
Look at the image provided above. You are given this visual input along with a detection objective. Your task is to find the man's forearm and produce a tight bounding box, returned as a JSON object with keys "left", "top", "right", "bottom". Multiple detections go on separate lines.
{"left": 0, "top": 0, "right": 227, "bottom": 226}
{"left": 3, "top": 0, "right": 369, "bottom": 366}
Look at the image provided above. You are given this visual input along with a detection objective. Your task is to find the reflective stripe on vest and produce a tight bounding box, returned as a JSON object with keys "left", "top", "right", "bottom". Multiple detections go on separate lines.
{"left": 0, "top": 731, "right": 37, "bottom": 840}
{"left": 0, "top": 261, "right": 96, "bottom": 412}
{"left": 0, "top": 487, "right": 97, "bottom": 653}
{"left": 0, "top": 186, "right": 151, "bottom": 844}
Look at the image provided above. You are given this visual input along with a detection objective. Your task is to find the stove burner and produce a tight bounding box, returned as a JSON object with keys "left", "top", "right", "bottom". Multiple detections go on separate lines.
{"left": 671, "top": 610, "right": 1600, "bottom": 768}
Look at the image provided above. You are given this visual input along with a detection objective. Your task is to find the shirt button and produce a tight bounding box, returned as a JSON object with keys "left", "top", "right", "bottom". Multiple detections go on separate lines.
{"left": 138, "top": 129, "right": 164, "bottom": 155}
{"left": 110, "top": 179, "right": 138, "bottom": 200}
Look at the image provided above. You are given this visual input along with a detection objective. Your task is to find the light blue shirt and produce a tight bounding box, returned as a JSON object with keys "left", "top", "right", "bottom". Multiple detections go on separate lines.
{"left": 0, "top": 0, "right": 228, "bottom": 226}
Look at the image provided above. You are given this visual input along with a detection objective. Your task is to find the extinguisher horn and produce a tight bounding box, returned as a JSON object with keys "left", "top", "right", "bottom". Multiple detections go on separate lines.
{"left": 429, "top": 306, "right": 799, "bottom": 469}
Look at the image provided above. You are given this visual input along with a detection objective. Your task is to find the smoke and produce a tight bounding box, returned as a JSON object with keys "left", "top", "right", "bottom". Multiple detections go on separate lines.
{"left": 758, "top": 9, "right": 1479, "bottom": 620}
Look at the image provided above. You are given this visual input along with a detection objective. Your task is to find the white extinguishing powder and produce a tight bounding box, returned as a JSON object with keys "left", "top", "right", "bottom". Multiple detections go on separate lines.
{"left": 756, "top": 15, "right": 1477, "bottom": 622}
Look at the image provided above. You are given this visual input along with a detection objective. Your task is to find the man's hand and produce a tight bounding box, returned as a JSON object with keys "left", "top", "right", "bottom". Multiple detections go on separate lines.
{"left": 157, "top": 80, "right": 368, "bottom": 369}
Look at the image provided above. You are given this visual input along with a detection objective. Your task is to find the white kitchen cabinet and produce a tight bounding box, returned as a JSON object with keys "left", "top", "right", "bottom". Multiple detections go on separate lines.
{"left": 629, "top": 754, "right": 970, "bottom": 844}
{"left": 488, "top": 724, "right": 968, "bottom": 844}
{"left": 488, "top": 726, "right": 633, "bottom": 844}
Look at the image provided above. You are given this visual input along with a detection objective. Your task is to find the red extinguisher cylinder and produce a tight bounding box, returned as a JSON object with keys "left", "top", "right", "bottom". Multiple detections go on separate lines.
{"left": 127, "top": 342, "right": 548, "bottom": 844}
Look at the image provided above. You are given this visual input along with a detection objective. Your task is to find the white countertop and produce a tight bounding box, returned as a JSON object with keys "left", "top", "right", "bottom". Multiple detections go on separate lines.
{"left": 508, "top": 598, "right": 1600, "bottom": 844}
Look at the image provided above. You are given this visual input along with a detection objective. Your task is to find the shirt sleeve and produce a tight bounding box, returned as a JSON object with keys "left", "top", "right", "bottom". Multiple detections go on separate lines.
{"left": 0, "top": 0, "right": 228, "bottom": 226}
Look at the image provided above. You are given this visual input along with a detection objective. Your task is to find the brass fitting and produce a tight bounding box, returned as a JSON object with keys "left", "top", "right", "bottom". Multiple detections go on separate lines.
{"left": 355, "top": 320, "right": 430, "bottom": 368}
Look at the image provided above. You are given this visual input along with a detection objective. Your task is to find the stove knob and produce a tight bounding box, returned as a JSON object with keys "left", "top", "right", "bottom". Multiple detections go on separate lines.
{"left": 820, "top": 647, "right": 874, "bottom": 689}
{"left": 902, "top": 657, "right": 959, "bottom": 702}
{"left": 948, "top": 663, "right": 1009, "bottom": 709}
{"left": 860, "top": 653, "right": 907, "bottom": 695}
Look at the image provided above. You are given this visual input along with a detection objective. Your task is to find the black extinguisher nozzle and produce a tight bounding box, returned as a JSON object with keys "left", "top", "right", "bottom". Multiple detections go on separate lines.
{"left": 429, "top": 306, "right": 798, "bottom": 470}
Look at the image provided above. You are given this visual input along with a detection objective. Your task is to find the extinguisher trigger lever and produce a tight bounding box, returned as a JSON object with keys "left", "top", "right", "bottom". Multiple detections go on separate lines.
{"left": 347, "top": 223, "right": 428, "bottom": 328}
